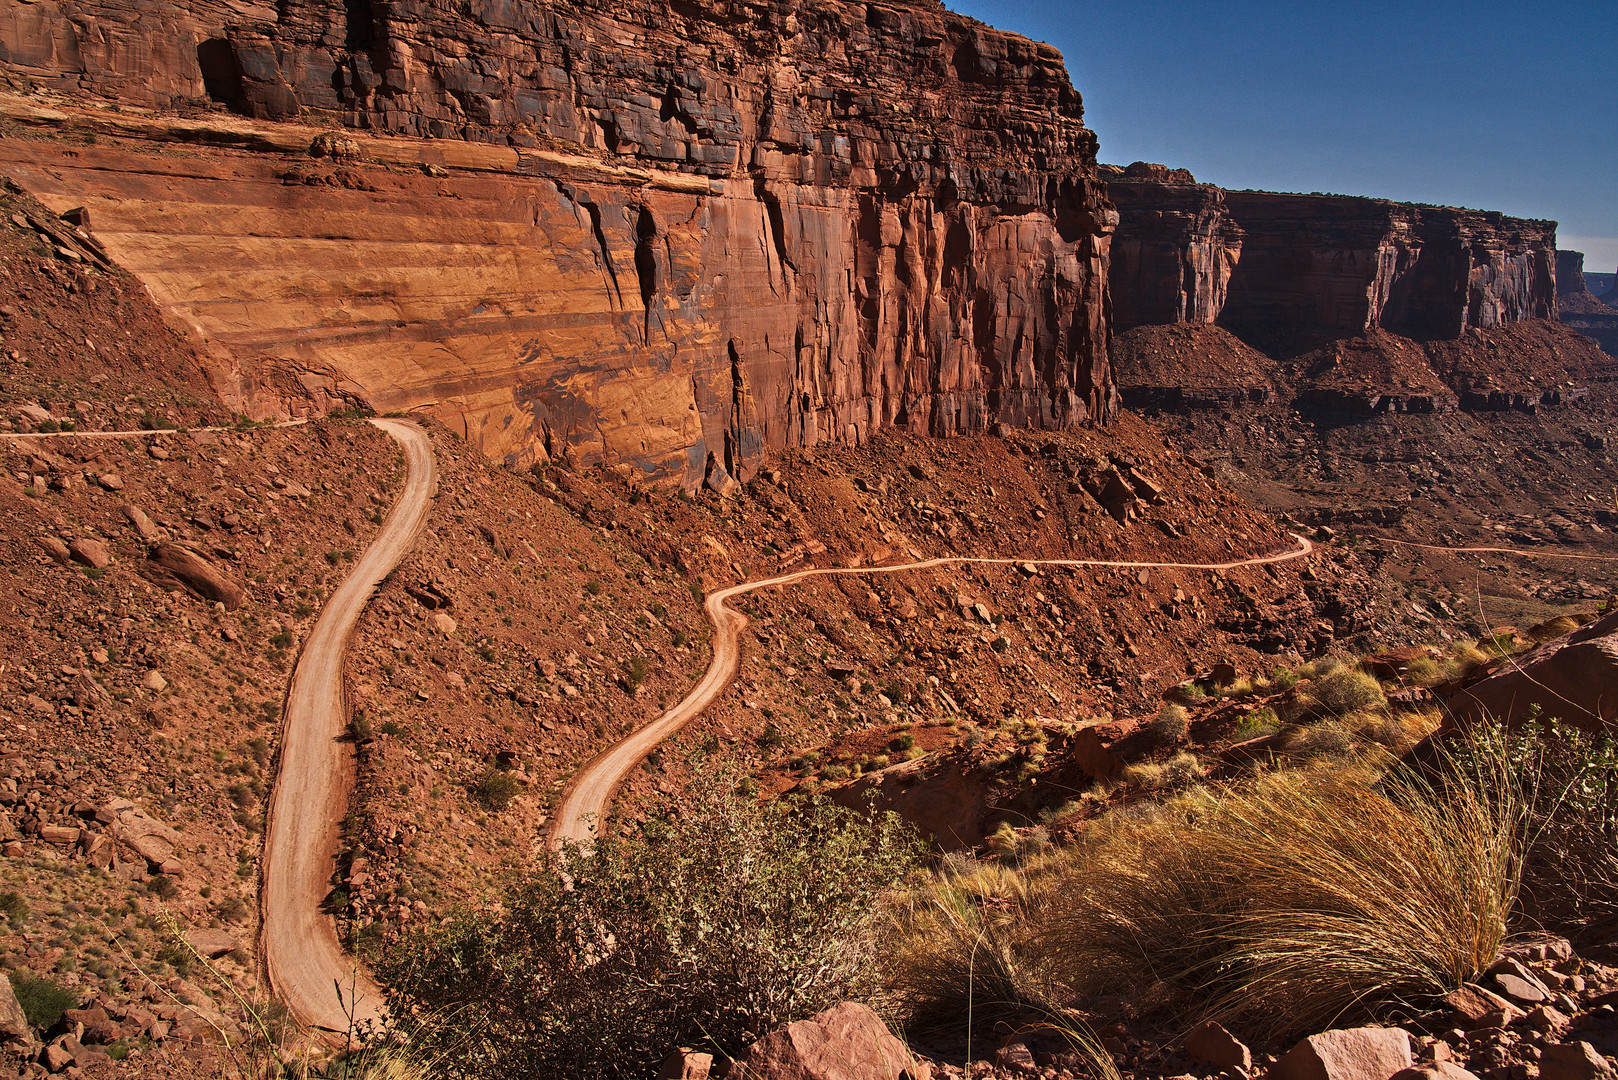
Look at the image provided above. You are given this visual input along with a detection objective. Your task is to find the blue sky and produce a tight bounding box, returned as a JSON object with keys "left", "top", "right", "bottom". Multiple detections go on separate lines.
{"left": 949, "top": 1, "right": 1618, "bottom": 273}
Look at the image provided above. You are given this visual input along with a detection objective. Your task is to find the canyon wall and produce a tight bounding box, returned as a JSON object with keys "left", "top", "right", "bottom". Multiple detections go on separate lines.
{"left": 1106, "top": 166, "right": 1242, "bottom": 332}
{"left": 1558, "top": 249, "right": 1591, "bottom": 297}
{"left": 1106, "top": 168, "right": 1556, "bottom": 356}
{"left": 0, "top": 0, "right": 1116, "bottom": 486}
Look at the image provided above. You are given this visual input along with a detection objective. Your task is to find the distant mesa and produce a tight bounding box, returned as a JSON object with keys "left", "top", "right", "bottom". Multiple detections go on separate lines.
{"left": 1555, "top": 249, "right": 1618, "bottom": 357}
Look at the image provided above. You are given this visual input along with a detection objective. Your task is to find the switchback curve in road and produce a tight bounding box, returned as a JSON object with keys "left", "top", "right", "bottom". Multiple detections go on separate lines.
{"left": 549, "top": 535, "right": 1316, "bottom": 848}
{"left": 261, "top": 418, "right": 436, "bottom": 1036}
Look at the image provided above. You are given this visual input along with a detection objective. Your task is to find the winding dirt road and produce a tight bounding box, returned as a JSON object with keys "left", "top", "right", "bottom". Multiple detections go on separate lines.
{"left": 1367, "top": 534, "right": 1618, "bottom": 562}
{"left": 261, "top": 418, "right": 436, "bottom": 1036}
{"left": 549, "top": 534, "right": 1316, "bottom": 847}
{"left": 0, "top": 419, "right": 309, "bottom": 441}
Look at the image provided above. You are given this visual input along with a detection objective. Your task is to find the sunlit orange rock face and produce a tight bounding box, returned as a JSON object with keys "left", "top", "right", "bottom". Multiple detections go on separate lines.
{"left": 0, "top": 0, "right": 1117, "bottom": 486}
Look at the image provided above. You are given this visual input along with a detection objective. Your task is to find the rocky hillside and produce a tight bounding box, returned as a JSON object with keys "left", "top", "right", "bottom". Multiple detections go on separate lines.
{"left": 0, "top": 0, "right": 1117, "bottom": 489}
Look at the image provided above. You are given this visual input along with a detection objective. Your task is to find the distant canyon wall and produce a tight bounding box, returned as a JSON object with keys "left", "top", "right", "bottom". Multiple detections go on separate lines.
{"left": 1106, "top": 166, "right": 1556, "bottom": 355}
{"left": 0, "top": 0, "right": 1116, "bottom": 486}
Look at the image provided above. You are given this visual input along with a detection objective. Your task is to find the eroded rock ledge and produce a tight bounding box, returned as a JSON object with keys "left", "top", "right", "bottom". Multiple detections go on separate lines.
{"left": 0, "top": 0, "right": 1117, "bottom": 487}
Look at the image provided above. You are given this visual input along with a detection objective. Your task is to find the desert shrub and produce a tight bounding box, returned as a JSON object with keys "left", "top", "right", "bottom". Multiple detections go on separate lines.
{"left": 472, "top": 770, "right": 520, "bottom": 812}
{"left": 1141, "top": 703, "right": 1189, "bottom": 745}
{"left": 387, "top": 789, "right": 921, "bottom": 1077}
{"left": 1505, "top": 717, "right": 1618, "bottom": 944}
{"left": 0, "top": 891, "right": 28, "bottom": 922}
{"left": 1038, "top": 733, "right": 1523, "bottom": 1038}
{"left": 1235, "top": 708, "right": 1280, "bottom": 740}
{"left": 1306, "top": 666, "right": 1386, "bottom": 717}
{"left": 620, "top": 656, "right": 647, "bottom": 690}
{"left": 10, "top": 972, "right": 77, "bottom": 1030}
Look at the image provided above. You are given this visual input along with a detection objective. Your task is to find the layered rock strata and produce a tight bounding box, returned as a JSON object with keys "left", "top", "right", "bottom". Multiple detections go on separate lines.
{"left": 1106, "top": 165, "right": 1557, "bottom": 355}
{"left": 1107, "top": 173, "right": 1243, "bottom": 332}
{"left": 0, "top": 0, "right": 1117, "bottom": 485}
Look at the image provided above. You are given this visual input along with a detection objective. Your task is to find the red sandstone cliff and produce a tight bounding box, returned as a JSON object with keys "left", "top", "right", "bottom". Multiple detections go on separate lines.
{"left": 0, "top": 0, "right": 1116, "bottom": 485}
{"left": 1106, "top": 165, "right": 1556, "bottom": 355}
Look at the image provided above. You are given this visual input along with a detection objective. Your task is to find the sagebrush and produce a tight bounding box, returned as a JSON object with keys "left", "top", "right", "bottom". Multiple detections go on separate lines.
{"left": 385, "top": 788, "right": 921, "bottom": 1077}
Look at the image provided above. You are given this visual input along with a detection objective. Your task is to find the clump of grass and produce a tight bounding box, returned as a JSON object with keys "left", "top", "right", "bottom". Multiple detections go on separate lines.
{"left": 1122, "top": 751, "right": 1203, "bottom": 791}
{"left": 1527, "top": 616, "right": 1578, "bottom": 644}
{"left": 10, "top": 972, "right": 77, "bottom": 1030}
{"left": 1039, "top": 731, "right": 1524, "bottom": 1038}
{"left": 881, "top": 854, "right": 1052, "bottom": 1030}
{"left": 1141, "top": 703, "right": 1189, "bottom": 746}
{"left": 0, "top": 891, "right": 29, "bottom": 923}
{"left": 1304, "top": 666, "right": 1386, "bottom": 718}
{"left": 1278, "top": 720, "right": 1355, "bottom": 759}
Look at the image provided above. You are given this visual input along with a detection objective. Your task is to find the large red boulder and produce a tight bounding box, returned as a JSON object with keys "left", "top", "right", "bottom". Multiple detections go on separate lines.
{"left": 722, "top": 1002, "right": 929, "bottom": 1080}
{"left": 1272, "top": 1027, "right": 1413, "bottom": 1080}
{"left": 1446, "top": 610, "right": 1618, "bottom": 732}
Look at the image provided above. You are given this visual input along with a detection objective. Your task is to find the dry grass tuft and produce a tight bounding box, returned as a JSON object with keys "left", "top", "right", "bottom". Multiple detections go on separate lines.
{"left": 1037, "top": 735, "right": 1523, "bottom": 1037}
{"left": 880, "top": 855, "right": 1055, "bottom": 1031}
{"left": 1305, "top": 667, "right": 1387, "bottom": 718}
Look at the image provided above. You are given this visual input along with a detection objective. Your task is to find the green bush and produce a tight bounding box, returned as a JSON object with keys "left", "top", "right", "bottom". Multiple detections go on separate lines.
{"left": 0, "top": 891, "right": 29, "bottom": 922}
{"left": 386, "top": 789, "right": 920, "bottom": 1077}
{"left": 11, "top": 972, "right": 77, "bottom": 1029}
{"left": 473, "top": 769, "right": 520, "bottom": 811}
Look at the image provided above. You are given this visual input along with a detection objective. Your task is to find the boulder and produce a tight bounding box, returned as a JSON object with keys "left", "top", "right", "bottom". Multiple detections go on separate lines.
{"left": 1272, "top": 1027, "right": 1413, "bottom": 1080}
{"left": 184, "top": 929, "right": 239, "bottom": 959}
{"left": 704, "top": 454, "right": 741, "bottom": 497}
{"left": 1389, "top": 1065, "right": 1481, "bottom": 1080}
{"left": 1540, "top": 1043, "right": 1614, "bottom": 1080}
{"left": 658, "top": 1049, "right": 715, "bottom": 1079}
{"left": 143, "top": 544, "right": 245, "bottom": 609}
{"left": 40, "top": 1040, "right": 73, "bottom": 1073}
{"left": 0, "top": 973, "right": 35, "bottom": 1051}
{"left": 723, "top": 1001, "right": 929, "bottom": 1080}
{"left": 1444, "top": 984, "right": 1522, "bottom": 1030}
{"left": 1186, "top": 1020, "right": 1252, "bottom": 1071}
{"left": 1446, "top": 609, "right": 1618, "bottom": 732}
{"left": 67, "top": 537, "right": 112, "bottom": 568}
{"left": 432, "top": 612, "right": 457, "bottom": 636}
{"left": 36, "top": 536, "right": 71, "bottom": 564}
{"left": 120, "top": 503, "right": 164, "bottom": 542}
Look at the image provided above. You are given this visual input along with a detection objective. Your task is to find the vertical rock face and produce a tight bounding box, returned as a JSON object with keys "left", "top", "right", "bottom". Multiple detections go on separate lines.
{"left": 1107, "top": 173, "right": 1243, "bottom": 331}
{"left": 0, "top": 0, "right": 1116, "bottom": 484}
{"left": 1557, "top": 249, "right": 1589, "bottom": 297}
{"left": 1105, "top": 166, "right": 1556, "bottom": 356}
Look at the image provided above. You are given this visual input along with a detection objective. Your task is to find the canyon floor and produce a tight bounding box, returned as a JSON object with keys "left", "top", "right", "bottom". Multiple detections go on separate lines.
{"left": 0, "top": 179, "right": 1616, "bottom": 1079}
